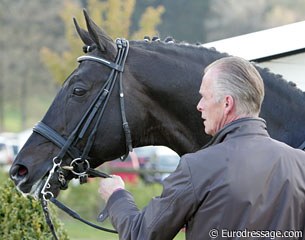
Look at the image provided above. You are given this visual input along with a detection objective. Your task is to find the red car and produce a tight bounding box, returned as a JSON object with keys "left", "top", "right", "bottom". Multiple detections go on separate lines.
{"left": 107, "top": 151, "right": 139, "bottom": 184}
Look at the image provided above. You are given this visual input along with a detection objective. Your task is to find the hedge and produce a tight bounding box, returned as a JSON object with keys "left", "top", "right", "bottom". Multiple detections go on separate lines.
{"left": 0, "top": 176, "right": 69, "bottom": 240}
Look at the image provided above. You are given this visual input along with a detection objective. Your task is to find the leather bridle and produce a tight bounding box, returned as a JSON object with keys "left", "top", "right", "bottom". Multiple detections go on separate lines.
{"left": 33, "top": 38, "right": 132, "bottom": 238}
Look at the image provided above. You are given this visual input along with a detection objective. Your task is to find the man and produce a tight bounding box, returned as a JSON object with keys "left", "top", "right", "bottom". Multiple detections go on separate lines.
{"left": 99, "top": 56, "right": 305, "bottom": 239}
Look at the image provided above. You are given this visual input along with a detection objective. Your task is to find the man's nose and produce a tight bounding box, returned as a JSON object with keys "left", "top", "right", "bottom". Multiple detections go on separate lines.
{"left": 197, "top": 99, "right": 203, "bottom": 112}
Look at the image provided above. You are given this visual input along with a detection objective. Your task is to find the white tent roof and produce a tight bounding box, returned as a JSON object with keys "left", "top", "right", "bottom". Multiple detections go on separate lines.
{"left": 202, "top": 21, "right": 305, "bottom": 90}
{"left": 203, "top": 21, "right": 305, "bottom": 61}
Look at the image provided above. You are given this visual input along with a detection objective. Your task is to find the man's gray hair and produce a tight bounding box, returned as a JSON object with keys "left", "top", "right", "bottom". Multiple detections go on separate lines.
{"left": 205, "top": 56, "right": 265, "bottom": 117}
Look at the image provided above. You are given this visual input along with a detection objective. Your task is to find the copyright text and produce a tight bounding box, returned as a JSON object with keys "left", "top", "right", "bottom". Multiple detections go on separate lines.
{"left": 209, "top": 228, "right": 303, "bottom": 239}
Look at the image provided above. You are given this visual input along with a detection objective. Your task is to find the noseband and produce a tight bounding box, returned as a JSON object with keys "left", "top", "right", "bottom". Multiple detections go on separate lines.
{"left": 33, "top": 38, "right": 132, "bottom": 238}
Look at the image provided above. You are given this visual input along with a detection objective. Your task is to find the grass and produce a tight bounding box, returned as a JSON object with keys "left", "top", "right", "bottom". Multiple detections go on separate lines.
{"left": 61, "top": 220, "right": 119, "bottom": 240}
{"left": 62, "top": 219, "right": 186, "bottom": 240}
{"left": 58, "top": 180, "right": 186, "bottom": 239}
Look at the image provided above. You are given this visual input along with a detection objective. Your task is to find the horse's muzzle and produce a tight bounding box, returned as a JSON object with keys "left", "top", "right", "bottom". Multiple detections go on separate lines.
{"left": 9, "top": 164, "right": 54, "bottom": 199}
{"left": 9, "top": 164, "right": 29, "bottom": 188}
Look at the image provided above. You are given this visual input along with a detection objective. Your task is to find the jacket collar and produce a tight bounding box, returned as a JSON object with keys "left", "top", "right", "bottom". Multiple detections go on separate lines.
{"left": 202, "top": 117, "right": 269, "bottom": 149}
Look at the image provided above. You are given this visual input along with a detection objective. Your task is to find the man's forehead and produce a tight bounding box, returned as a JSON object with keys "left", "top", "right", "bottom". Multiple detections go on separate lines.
{"left": 205, "top": 67, "right": 219, "bottom": 79}
{"left": 201, "top": 72, "right": 213, "bottom": 88}
{"left": 199, "top": 81, "right": 211, "bottom": 96}
{"left": 200, "top": 69, "right": 217, "bottom": 95}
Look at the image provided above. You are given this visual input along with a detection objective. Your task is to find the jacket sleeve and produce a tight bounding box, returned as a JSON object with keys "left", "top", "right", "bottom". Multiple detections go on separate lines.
{"left": 104, "top": 157, "right": 199, "bottom": 240}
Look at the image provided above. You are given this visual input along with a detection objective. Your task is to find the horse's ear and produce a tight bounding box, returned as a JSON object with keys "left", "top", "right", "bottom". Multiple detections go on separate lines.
{"left": 73, "top": 17, "right": 93, "bottom": 46}
{"left": 82, "top": 9, "right": 116, "bottom": 55}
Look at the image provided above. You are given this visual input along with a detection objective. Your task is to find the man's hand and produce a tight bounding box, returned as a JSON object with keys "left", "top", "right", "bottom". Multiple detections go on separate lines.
{"left": 99, "top": 175, "right": 125, "bottom": 202}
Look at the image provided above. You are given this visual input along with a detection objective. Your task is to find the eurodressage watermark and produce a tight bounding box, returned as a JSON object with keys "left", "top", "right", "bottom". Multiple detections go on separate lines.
{"left": 209, "top": 228, "right": 303, "bottom": 239}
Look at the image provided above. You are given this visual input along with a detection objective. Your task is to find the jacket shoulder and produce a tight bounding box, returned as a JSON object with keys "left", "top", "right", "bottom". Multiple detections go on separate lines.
{"left": 182, "top": 143, "right": 229, "bottom": 165}
{"left": 181, "top": 145, "right": 230, "bottom": 184}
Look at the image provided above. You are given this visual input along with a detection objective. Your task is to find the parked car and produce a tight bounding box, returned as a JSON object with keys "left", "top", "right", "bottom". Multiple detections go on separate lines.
{"left": 106, "top": 151, "right": 140, "bottom": 184}
{"left": 0, "top": 136, "right": 19, "bottom": 171}
{"left": 134, "top": 145, "right": 158, "bottom": 169}
{"left": 135, "top": 146, "right": 180, "bottom": 183}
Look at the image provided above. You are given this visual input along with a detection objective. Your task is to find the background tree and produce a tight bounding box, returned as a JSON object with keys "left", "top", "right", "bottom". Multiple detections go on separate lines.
{"left": 40, "top": 0, "right": 164, "bottom": 85}
{"left": 1, "top": 0, "right": 305, "bottom": 132}
{"left": 0, "top": 0, "right": 65, "bottom": 131}
{"left": 204, "top": 0, "right": 305, "bottom": 42}
{"left": 133, "top": 0, "right": 211, "bottom": 43}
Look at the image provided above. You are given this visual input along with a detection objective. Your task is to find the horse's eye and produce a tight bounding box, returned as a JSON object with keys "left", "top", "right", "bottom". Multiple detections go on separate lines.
{"left": 73, "top": 88, "right": 87, "bottom": 96}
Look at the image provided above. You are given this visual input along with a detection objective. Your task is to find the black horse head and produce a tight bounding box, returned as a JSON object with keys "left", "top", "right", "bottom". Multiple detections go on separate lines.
{"left": 9, "top": 10, "right": 141, "bottom": 198}
{"left": 10, "top": 10, "right": 305, "bottom": 199}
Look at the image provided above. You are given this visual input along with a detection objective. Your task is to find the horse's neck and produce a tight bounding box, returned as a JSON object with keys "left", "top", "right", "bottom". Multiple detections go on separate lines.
{"left": 126, "top": 44, "right": 212, "bottom": 155}
{"left": 260, "top": 68, "right": 305, "bottom": 148}
{"left": 126, "top": 43, "right": 305, "bottom": 153}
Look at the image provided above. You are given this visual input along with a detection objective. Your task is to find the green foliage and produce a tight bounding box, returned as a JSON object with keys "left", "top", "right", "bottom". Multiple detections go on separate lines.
{"left": 134, "top": 0, "right": 210, "bottom": 42}
{"left": 126, "top": 181, "right": 162, "bottom": 209}
{"left": 2, "top": 1, "right": 305, "bottom": 132}
{"left": 40, "top": 0, "right": 164, "bottom": 85}
{"left": 57, "top": 178, "right": 162, "bottom": 220}
{"left": 87, "top": 0, "right": 165, "bottom": 40}
{"left": 3, "top": 106, "right": 21, "bottom": 132}
{"left": 58, "top": 179, "right": 102, "bottom": 220}
{"left": 40, "top": 0, "right": 83, "bottom": 86}
{"left": 0, "top": 177, "right": 69, "bottom": 240}
{"left": 0, "top": 172, "right": 164, "bottom": 239}
{"left": 0, "top": 0, "right": 65, "bottom": 131}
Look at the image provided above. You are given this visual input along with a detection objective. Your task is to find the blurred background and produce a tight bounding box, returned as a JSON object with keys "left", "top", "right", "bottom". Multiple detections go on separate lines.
{"left": 1, "top": 0, "right": 305, "bottom": 239}
{"left": 1, "top": 0, "right": 305, "bottom": 133}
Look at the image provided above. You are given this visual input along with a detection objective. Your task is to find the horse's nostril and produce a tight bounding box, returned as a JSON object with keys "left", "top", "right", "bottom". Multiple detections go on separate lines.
{"left": 18, "top": 165, "right": 28, "bottom": 176}
{"left": 10, "top": 164, "right": 28, "bottom": 179}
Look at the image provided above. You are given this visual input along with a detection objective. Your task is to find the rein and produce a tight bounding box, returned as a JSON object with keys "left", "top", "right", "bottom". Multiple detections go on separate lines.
{"left": 33, "top": 38, "right": 132, "bottom": 239}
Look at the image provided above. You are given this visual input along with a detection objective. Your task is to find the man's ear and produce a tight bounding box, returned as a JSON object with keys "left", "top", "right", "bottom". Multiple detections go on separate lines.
{"left": 224, "top": 95, "right": 234, "bottom": 114}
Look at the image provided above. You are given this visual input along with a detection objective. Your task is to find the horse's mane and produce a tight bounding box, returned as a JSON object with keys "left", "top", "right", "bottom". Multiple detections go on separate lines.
{"left": 130, "top": 37, "right": 229, "bottom": 68}
{"left": 255, "top": 63, "right": 305, "bottom": 101}
{"left": 130, "top": 36, "right": 305, "bottom": 99}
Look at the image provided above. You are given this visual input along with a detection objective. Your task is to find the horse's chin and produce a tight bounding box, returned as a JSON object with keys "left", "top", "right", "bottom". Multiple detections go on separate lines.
{"left": 15, "top": 178, "right": 45, "bottom": 199}
{"left": 16, "top": 177, "right": 61, "bottom": 200}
